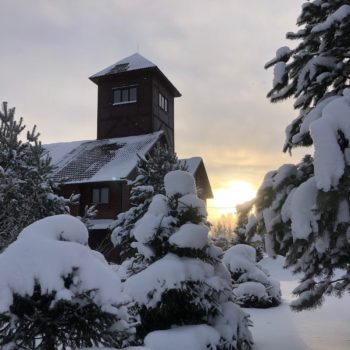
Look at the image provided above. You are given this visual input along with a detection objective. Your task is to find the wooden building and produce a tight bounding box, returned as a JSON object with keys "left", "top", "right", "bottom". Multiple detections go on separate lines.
{"left": 90, "top": 53, "right": 180, "bottom": 149}
{"left": 45, "top": 53, "right": 213, "bottom": 257}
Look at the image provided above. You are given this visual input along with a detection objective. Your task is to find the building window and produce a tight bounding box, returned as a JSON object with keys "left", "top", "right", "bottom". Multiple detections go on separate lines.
{"left": 92, "top": 187, "right": 110, "bottom": 204}
{"left": 159, "top": 92, "right": 168, "bottom": 112}
{"left": 113, "top": 86, "right": 137, "bottom": 105}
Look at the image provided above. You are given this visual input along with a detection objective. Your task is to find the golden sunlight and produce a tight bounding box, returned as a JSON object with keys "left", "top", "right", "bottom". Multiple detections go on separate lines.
{"left": 208, "top": 181, "right": 256, "bottom": 221}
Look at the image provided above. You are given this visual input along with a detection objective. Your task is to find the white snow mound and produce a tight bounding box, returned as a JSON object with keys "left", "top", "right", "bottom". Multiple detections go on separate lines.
{"left": 224, "top": 244, "right": 256, "bottom": 263}
{"left": 123, "top": 253, "right": 215, "bottom": 308}
{"left": 233, "top": 281, "right": 267, "bottom": 299}
{"left": 169, "top": 223, "right": 209, "bottom": 249}
{"left": 144, "top": 325, "right": 220, "bottom": 350}
{"left": 164, "top": 170, "right": 196, "bottom": 196}
{"left": 310, "top": 90, "right": 350, "bottom": 191}
{"left": 178, "top": 194, "right": 207, "bottom": 217}
{"left": 19, "top": 214, "right": 89, "bottom": 245}
{"left": 0, "top": 215, "right": 123, "bottom": 313}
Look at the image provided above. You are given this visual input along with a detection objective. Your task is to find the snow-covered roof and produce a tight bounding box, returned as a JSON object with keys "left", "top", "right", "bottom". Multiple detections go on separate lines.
{"left": 181, "top": 157, "right": 202, "bottom": 174}
{"left": 89, "top": 53, "right": 181, "bottom": 97}
{"left": 44, "top": 132, "right": 163, "bottom": 184}
{"left": 90, "top": 53, "right": 156, "bottom": 79}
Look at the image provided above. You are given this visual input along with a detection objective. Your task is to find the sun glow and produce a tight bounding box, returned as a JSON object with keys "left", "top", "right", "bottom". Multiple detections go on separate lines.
{"left": 208, "top": 181, "right": 256, "bottom": 221}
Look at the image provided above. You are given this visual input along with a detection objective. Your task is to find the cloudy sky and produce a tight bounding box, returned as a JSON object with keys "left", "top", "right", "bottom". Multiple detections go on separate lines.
{"left": 0, "top": 0, "right": 307, "bottom": 218}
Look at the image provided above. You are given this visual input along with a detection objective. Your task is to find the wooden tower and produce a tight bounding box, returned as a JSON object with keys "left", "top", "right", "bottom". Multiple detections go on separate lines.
{"left": 89, "top": 53, "right": 181, "bottom": 148}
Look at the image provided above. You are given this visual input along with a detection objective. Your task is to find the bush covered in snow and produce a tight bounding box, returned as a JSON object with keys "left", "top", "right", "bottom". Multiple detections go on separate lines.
{"left": 0, "top": 102, "right": 75, "bottom": 252}
{"left": 110, "top": 143, "right": 187, "bottom": 263}
{"left": 0, "top": 215, "right": 136, "bottom": 349}
{"left": 223, "top": 244, "right": 281, "bottom": 308}
{"left": 122, "top": 171, "right": 253, "bottom": 350}
{"left": 239, "top": 1, "right": 350, "bottom": 311}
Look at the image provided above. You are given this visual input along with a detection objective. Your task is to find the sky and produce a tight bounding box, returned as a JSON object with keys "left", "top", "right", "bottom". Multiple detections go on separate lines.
{"left": 0, "top": 0, "right": 306, "bottom": 219}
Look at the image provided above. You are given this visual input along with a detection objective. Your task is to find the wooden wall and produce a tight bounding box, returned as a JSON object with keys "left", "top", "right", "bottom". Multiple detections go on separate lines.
{"left": 96, "top": 70, "right": 154, "bottom": 140}
{"left": 59, "top": 181, "right": 130, "bottom": 219}
{"left": 95, "top": 68, "right": 176, "bottom": 148}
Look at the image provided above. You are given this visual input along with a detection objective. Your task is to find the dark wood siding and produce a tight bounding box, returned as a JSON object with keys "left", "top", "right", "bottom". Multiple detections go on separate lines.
{"left": 58, "top": 181, "right": 130, "bottom": 219}
{"left": 94, "top": 68, "right": 178, "bottom": 146}
{"left": 96, "top": 70, "right": 154, "bottom": 140}
{"left": 152, "top": 74, "right": 175, "bottom": 148}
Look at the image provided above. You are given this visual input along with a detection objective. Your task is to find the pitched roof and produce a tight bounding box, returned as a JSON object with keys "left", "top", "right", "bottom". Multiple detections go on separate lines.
{"left": 89, "top": 53, "right": 181, "bottom": 97}
{"left": 181, "top": 157, "right": 202, "bottom": 174}
{"left": 90, "top": 53, "right": 156, "bottom": 79}
{"left": 181, "top": 157, "right": 213, "bottom": 199}
{"left": 44, "top": 132, "right": 163, "bottom": 184}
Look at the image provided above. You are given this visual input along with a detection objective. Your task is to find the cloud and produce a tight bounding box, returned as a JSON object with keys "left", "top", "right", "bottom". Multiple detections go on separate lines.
{"left": 0, "top": 0, "right": 305, "bottom": 192}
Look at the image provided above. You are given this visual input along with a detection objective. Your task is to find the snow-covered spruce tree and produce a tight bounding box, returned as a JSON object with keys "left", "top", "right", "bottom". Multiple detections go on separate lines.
{"left": 0, "top": 215, "right": 136, "bottom": 350}
{"left": 110, "top": 143, "right": 187, "bottom": 263}
{"left": 232, "top": 202, "right": 264, "bottom": 262}
{"left": 223, "top": 244, "right": 281, "bottom": 308}
{"left": 123, "top": 171, "right": 253, "bottom": 350}
{"left": 0, "top": 102, "right": 72, "bottom": 252}
{"left": 242, "top": 1, "right": 350, "bottom": 311}
{"left": 243, "top": 156, "right": 314, "bottom": 257}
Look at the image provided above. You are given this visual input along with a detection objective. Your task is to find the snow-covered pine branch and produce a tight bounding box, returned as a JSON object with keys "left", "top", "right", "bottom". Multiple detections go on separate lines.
{"left": 109, "top": 143, "right": 187, "bottom": 263}
{"left": 0, "top": 102, "right": 73, "bottom": 252}
{"left": 0, "top": 215, "right": 137, "bottom": 349}
{"left": 240, "top": 1, "right": 350, "bottom": 311}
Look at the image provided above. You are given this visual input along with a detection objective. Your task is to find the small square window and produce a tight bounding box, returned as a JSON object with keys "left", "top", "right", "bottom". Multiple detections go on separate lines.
{"left": 113, "top": 86, "right": 138, "bottom": 105}
{"left": 92, "top": 187, "right": 110, "bottom": 204}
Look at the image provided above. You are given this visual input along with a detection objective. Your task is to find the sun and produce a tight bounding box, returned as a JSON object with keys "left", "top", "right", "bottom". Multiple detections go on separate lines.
{"left": 208, "top": 181, "right": 256, "bottom": 220}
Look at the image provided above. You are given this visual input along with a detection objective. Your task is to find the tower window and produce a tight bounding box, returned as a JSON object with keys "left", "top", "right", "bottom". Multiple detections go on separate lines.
{"left": 92, "top": 187, "right": 110, "bottom": 204}
{"left": 159, "top": 92, "right": 168, "bottom": 112}
{"left": 113, "top": 86, "right": 137, "bottom": 105}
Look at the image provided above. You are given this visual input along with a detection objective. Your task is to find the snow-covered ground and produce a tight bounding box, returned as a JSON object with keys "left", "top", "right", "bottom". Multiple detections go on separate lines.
{"left": 250, "top": 256, "right": 350, "bottom": 350}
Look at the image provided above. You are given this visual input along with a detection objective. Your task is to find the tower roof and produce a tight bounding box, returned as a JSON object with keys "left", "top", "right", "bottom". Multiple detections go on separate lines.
{"left": 89, "top": 52, "right": 181, "bottom": 97}
{"left": 90, "top": 53, "right": 156, "bottom": 79}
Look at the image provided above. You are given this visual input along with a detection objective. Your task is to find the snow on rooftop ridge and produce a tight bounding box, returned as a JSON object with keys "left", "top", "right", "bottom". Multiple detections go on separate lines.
{"left": 91, "top": 53, "right": 157, "bottom": 79}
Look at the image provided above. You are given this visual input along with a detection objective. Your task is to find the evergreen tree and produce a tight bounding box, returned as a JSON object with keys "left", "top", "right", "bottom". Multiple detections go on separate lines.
{"left": 123, "top": 171, "right": 253, "bottom": 350}
{"left": 110, "top": 143, "right": 187, "bottom": 263}
{"left": 0, "top": 215, "right": 136, "bottom": 350}
{"left": 223, "top": 244, "right": 281, "bottom": 308}
{"left": 233, "top": 201, "right": 264, "bottom": 262}
{"left": 0, "top": 102, "right": 72, "bottom": 252}
{"left": 241, "top": 1, "right": 350, "bottom": 310}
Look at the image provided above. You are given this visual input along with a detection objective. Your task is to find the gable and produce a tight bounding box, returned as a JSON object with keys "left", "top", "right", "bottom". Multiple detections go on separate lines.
{"left": 181, "top": 157, "right": 214, "bottom": 199}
